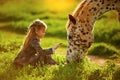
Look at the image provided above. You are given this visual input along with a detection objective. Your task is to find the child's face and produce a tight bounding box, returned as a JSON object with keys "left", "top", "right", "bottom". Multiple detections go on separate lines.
{"left": 35, "top": 27, "right": 46, "bottom": 38}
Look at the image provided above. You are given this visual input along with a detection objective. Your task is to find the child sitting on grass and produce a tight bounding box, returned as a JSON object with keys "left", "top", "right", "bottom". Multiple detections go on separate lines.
{"left": 13, "top": 19, "right": 62, "bottom": 67}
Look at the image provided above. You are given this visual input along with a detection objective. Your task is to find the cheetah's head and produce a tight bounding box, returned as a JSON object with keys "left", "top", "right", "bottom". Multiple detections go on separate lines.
{"left": 66, "top": 14, "right": 84, "bottom": 63}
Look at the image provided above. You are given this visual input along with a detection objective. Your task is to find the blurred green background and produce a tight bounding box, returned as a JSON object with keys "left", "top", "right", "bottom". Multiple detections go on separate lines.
{"left": 0, "top": 0, "right": 120, "bottom": 80}
{"left": 0, "top": 0, "right": 120, "bottom": 62}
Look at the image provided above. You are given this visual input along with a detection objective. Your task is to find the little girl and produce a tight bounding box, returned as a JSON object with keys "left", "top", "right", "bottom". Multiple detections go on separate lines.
{"left": 13, "top": 19, "right": 62, "bottom": 67}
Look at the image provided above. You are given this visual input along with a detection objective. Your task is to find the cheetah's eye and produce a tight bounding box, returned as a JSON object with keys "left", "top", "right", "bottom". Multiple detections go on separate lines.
{"left": 69, "top": 14, "right": 76, "bottom": 25}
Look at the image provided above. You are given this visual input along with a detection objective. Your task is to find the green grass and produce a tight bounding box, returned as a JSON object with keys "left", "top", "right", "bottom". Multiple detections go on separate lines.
{"left": 89, "top": 43, "right": 120, "bottom": 59}
{"left": 0, "top": 52, "right": 120, "bottom": 80}
{"left": 94, "top": 15, "right": 120, "bottom": 48}
{"left": 0, "top": 0, "right": 120, "bottom": 80}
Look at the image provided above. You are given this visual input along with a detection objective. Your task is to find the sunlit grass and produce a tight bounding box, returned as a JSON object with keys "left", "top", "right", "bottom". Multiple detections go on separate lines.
{"left": 0, "top": 0, "right": 120, "bottom": 80}
{"left": 43, "top": 0, "right": 78, "bottom": 12}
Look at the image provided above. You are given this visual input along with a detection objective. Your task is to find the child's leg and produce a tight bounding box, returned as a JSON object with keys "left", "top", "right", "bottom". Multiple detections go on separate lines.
{"left": 29, "top": 54, "right": 40, "bottom": 66}
{"left": 29, "top": 53, "right": 46, "bottom": 66}
{"left": 13, "top": 56, "right": 29, "bottom": 67}
{"left": 29, "top": 54, "right": 58, "bottom": 66}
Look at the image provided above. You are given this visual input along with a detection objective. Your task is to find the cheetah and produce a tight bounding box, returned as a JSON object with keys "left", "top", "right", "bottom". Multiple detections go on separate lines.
{"left": 66, "top": 0, "right": 120, "bottom": 63}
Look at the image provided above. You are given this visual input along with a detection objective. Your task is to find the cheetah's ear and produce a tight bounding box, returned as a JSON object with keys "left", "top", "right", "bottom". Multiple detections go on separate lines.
{"left": 69, "top": 14, "right": 76, "bottom": 25}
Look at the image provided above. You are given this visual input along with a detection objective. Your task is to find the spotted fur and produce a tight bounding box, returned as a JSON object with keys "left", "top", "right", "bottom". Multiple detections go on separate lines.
{"left": 66, "top": 0, "right": 120, "bottom": 63}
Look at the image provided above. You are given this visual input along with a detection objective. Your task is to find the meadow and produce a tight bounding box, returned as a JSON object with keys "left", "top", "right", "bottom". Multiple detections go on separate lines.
{"left": 0, "top": 0, "right": 120, "bottom": 80}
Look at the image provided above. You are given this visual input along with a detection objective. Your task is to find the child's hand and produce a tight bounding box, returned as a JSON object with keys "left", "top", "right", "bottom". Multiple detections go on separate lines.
{"left": 53, "top": 43, "right": 62, "bottom": 50}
